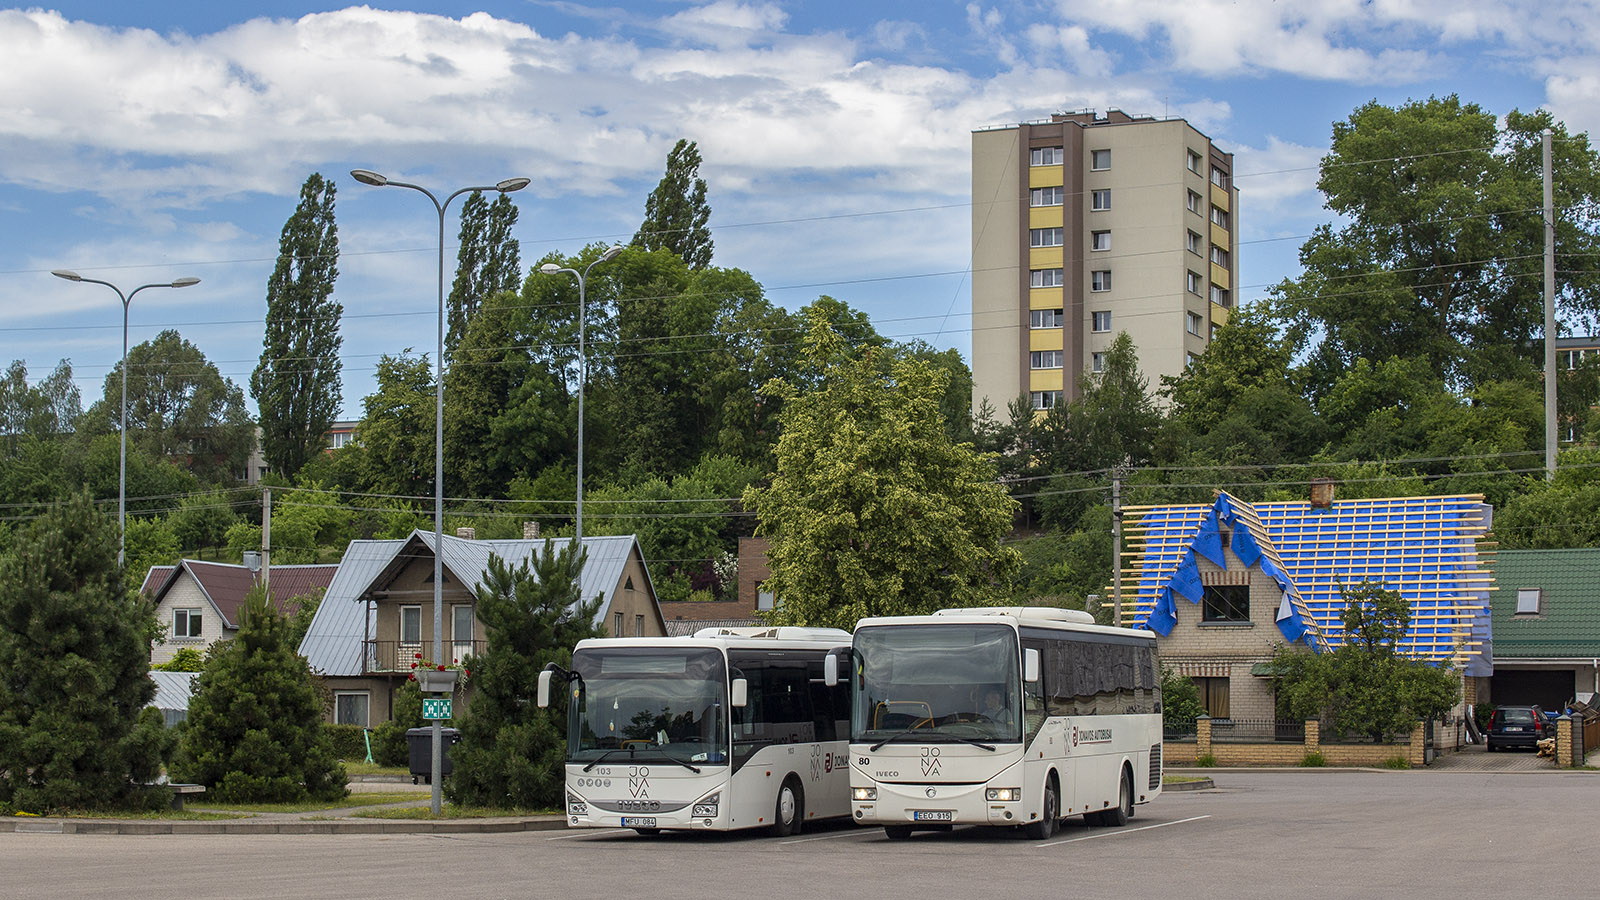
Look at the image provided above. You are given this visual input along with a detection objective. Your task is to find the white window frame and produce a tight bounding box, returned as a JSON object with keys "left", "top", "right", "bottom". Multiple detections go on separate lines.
{"left": 400, "top": 605, "right": 421, "bottom": 645}
{"left": 1030, "top": 186, "right": 1064, "bottom": 207}
{"left": 1091, "top": 148, "right": 1111, "bottom": 170}
{"left": 1030, "top": 390, "right": 1063, "bottom": 410}
{"left": 1091, "top": 270, "right": 1112, "bottom": 292}
{"left": 1187, "top": 190, "right": 1202, "bottom": 214}
{"left": 1186, "top": 271, "right": 1202, "bottom": 295}
{"left": 1030, "top": 308, "right": 1064, "bottom": 329}
{"left": 1210, "top": 285, "right": 1231, "bottom": 307}
{"left": 1030, "top": 268, "right": 1064, "bottom": 288}
{"left": 1030, "top": 350, "right": 1064, "bottom": 370}
{"left": 635, "top": 614, "right": 645, "bottom": 637}
{"left": 1187, "top": 311, "right": 1204, "bottom": 336}
{"left": 613, "top": 611, "right": 624, "bottom": 635}
{"left": 1091, "top": 230, "right": 1111, "bottom": 252}
{"left": 1091, "top": 352, "right": 1106, "bottom": 374}
{"left": 1030, "top": 146, "right": 1064, "bottom": 166}
{"left": 1211, "top": 206, "right": 1230, "bottom": 229}
{"left": 1029, "top": 227, "right": 1064, "bottom": 248}
{"left": 1187, "top": 150, "right": 1202, "bottom": 174}
{"left": 1187, "top": 230, "right": 1202, "bottom": 255}
{"left": 1211, "top": 166, "right": 1229, "bottom": 188}
{"left": 1211, "top": 246, "right": 1230, "bottom": 267}
{"left": 173, "top": 608, "right": 203, "bottom": 639}
{"left": 1091, "top": 189, "right": 1112, "bottom": 211}
{"left": 1515, "top": 588, "right": 1541, "bottom": 616}
{"left": 1092, "top": 311, "right": 1112, "bottom": 333}
{"left": 334, "top": 692, "right": 371, "bottom": 727}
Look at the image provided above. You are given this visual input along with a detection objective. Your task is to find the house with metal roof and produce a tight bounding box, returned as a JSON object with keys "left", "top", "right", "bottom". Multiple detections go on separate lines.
{"left": 298, "top": 529, "right": 664, "bottom": 727}
{"left": 1485, "top": 549, "right": 1600, "bottom": 712}
{"left": 142, "top": 559, "right": 337, "bottom": 666}
{"left": 147, "top": 670, "right": 198, "bottom": 728}
{"left": 1119, "top": 490, "right": 1493, "bottom": 725}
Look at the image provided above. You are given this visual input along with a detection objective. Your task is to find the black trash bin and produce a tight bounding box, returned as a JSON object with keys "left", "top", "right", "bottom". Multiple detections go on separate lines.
{"left": 405, "top": 727, "right": 461, "bottom": 784}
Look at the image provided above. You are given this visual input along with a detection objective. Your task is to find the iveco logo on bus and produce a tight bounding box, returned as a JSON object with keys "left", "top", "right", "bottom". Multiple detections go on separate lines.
{"left": 1071, "top": 726, "right": 1113, "bottom": 747}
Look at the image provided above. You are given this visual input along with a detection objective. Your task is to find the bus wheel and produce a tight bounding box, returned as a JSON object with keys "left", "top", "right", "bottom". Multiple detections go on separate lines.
{"left": 884, "top": 825, "right": 913, "bottom": 840}
{"left": 1102, "top": 768, "right": 1132, "bottom": 827}
{"left": 770, "top": 777, "right": 803, "bottom": 837}
{"left": 1023, "top": 777, "right": 1058, "bottom": 840}
{"left": 633, "top": 827, "right": 662, "bottom": 836}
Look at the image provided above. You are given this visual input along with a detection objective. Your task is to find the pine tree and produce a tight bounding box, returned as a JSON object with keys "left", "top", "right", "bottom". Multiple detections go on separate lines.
{"left": 252, "top": 172, "right": 343, "bottom": 480}
{"left": 0, "top": 492, "right": 169, "bottom": 812}
{"left": 446, "top": 542, "right": 603, "bottom": 809}
{"left": 633, "top": 139, "right": 714, "bottom": 270}
{"left": 176, "top": 584, "right": 347, "bottom": 802}
{"left": 446, "top": 190, "right": 522, "bottom": 359}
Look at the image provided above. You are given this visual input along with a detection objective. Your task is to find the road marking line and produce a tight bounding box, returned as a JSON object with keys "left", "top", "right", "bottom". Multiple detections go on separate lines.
{"left": 546, "top": 829, "right": 630, "bottom": 841}
{"left": 1038, "top": 815, "right": 1210, "bottom": 848}
{"left": 781, "top": 829, "right": 876, "bottom": 845}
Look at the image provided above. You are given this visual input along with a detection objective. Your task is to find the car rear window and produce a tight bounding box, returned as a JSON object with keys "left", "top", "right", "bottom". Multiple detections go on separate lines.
{"left": 1501, "top": 709, "right": 1535, "bottom": 724}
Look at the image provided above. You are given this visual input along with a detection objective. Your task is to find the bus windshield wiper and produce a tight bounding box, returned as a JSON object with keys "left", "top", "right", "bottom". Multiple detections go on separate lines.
{"left": 583, "top": 746, "right": 703, "bottom": 773}
{"left": 869, "top": 729, "right": 995, "bottom": 753}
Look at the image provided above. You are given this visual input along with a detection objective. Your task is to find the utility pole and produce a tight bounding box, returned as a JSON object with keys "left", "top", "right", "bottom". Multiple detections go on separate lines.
{"left": 261, "top": 487, "right": 272, "bottom": 595}
{"left": 1543, "top": 128, "right": 1557, "bottom": 481}
{"left": 1111, "top": 468, "right": 1124, "bottom": 627}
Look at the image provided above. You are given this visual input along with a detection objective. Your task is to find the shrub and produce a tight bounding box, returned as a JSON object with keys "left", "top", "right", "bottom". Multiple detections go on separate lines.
{"left": 1381, "top": 755, "right": 1411, "bottom": 769}
{"left": 371, "top": 681, "right": 424, "bottom": 767}
{"left": 156, "top": 647, "right": 206, "bottom": 672}
{"left": 325, "top": 724, "right": 370, "bottom": 761}
{"left": 1300, "top": 751, "right": 1327, "bottom": 767}
{"left": 1194, "top": 753, "right": 1217, "bottom": 768}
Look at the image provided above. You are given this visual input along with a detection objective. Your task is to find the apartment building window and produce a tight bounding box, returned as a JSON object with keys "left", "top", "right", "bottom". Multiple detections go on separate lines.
{"left": 1187, "top": 230, "right": 1202, "bottom": 254}
{"left": 1030, "top": 227, "right": 1064, "bottom": 248}
{"left": 1091, "top": 352, "right": 1106, "bottom": 373}
{"left": 1187, "top": 190, "right": 1202, "bottom": 214}
{"left": 1030, "top": 268, "right": 1064, "bottom": 288}
{"left": 1030, "top": 146, "right": 1063, "bottom": 166}
{"left": 1092, "top": 310, "right": 1112, "bottom": 332}
{"left": 173, "top": 608, "right": 203, "bottom": 639}
{"left": 1030, "top": 186, "right": 1064, "bottom": 207}
{"left": 1187, "top": 351, "right": 1201, "bottom": 368}
{"left": 1030, "top": 308, "right": 1064, "bottom": 329}
{"left": 1210, "top": 285, "right": 1232, "bottom": 307}
{"left": 1091, "top": 148, "right": 1111, "bottom": 170}
{"left": 1091, "top": 189, "right": 1112, "bottom": 210}
{"left": 1187, "top": 311, "right": 1204, "bottom": 336}
{"left": 1211, "top": 206, "right": 1230, "bottom": 229}
{"left": 1030, "top": 350, "right": 1063, "bottom": 370}
{"left": 1210, "top": 322, "right": 1218, "bottom": 342}
{"left": 1186, "top": 271, "right": 1202, "bottom": 294}
{"left": 1211, "top": 166, "right": 1229, "bottom": 188}
{"left": 1030, "top": 390, "right": 1063, "bottom": 410}
{"left": 400, "top": 605, "right": 421, "bottom": 645}
{"left": 1091, "top": 270, "right": 1112, "bottom": 292}
{"left": 1092, "top": 230, "right": 1111, "bottom": 251}
{"left": 334, "top": 692, "right": 370, "bottom": 727}
{"left": 1187, "top": 149, "right": 1202, "bottom": 174}
{"left": 1202, "top": 584, "right": 1250, "bottom": 622}
{"left": 1210, "top": 246, "right": 1230, "bottom": 267}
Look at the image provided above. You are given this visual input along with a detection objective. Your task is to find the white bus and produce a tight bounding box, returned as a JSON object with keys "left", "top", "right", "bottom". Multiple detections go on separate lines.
{"left": 839, "top": 607, "right": 1163, "bottom": 839}
{"left": 538, "top": 626, "right": 853, "bottom": 836}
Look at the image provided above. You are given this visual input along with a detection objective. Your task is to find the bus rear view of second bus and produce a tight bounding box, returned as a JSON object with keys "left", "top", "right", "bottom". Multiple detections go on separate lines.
{"left": 838, "top": 607, "right": 1163, "bottom": 840}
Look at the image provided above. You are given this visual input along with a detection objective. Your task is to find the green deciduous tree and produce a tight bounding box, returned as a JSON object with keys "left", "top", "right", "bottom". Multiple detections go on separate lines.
{"left": 176, "top": 584, "right": 347, "bottom": 802}
{"left": 0, "top": 492, "right": 169, "bottom": 813}
{"left": 633, "top": 138, "right": 713, "bottom": 270}
{"left": 447, "top": 543, "right": 603, "bottom": 809}
{"left": 168, "top": 491, "right": 240, "bottom": 558}
{"left": 124, "top": 515, "right": 180, "bottom": 598}
{"left": 743, "top": 309, "right": 1021, "bottom": 631}
{"left": 253, "top": 173, "right": 343, "bottom": 480}
{"left": 1271, "top": 582, "right": 1460, "bottom": 743}
{"left": 355, "top": 351, "right": 434, "bottom": 498}
{"left": 446, "top": 190, "right": 521, "bottom": 359}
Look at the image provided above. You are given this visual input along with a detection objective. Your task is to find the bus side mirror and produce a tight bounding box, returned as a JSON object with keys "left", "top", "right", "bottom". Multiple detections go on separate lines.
{"left": 823, "top": 653, "right": 839, "bottom": 687}
{"left": 1024, "top": 648, "right": 1041, "bottom": 684}
{"left": 731, "top": 677, "right": 749, "bottom": 708}
{"left": 536, "top": 669, "right": 553, "bottom": 709}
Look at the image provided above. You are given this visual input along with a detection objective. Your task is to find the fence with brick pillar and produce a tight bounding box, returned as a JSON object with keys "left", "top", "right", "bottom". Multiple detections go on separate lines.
{"left": 1168, "top": 717, "right": 1426, "bottom": 767}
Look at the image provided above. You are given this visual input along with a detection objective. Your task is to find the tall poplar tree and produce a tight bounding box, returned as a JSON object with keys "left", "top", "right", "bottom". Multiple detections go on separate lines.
{"left": 446, "top": 191, "right": 522, "bottom": 359}
{"left": 633, "top": 139, "right": 714, "bottom": 270}
{"left": 253, "top": 172, "right": 343, "bottom": 480}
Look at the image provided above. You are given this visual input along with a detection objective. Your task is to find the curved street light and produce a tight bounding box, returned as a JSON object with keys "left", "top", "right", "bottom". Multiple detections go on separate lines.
{"left": 540, "top": 244, "right": 624, "bottom": 551}
{"left": 349, "top": 168, "right": 527, "bottom": 815}
{"left": 51, "top": 269, "right": 200, "bottom": 567}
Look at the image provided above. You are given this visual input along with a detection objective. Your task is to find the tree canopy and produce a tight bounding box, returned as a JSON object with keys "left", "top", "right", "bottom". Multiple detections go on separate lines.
{"left": 633, "top": 138, "right": 714, "bottom": 270}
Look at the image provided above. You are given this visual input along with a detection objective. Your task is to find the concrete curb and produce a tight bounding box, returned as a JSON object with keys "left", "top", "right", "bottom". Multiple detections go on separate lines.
{"left": 1161, "top": 777, "right": 1215, "bottom": 791}
{"left": 1, "top": 815, "right": 569, "bottom": 835}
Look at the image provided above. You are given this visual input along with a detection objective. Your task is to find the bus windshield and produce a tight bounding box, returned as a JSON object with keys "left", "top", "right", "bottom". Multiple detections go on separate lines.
{"left": 569, "top": 647, "right": 729, "bottom": 764}
{"left": 852, "top": 624, "right": 1021, "bottom": 744}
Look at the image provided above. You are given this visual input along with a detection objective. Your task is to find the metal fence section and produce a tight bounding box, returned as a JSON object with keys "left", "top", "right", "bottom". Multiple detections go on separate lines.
{"left": 1163, "top": 717, "right": 1198, "bottom": 742}
{"left": 1208, "top": 718, "right": 1306, "bottom": 743}
{"left": 364, "top": 639, "right": 487, "bottom": 674}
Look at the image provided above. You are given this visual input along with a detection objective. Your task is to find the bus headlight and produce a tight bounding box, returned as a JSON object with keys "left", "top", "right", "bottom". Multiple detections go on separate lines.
{"left": 566, "top": 792, "right": 588, "bottom": 816}
{"left": 853, "top": 787, "right": 877, "bottom": 801}
{"left": 692, "top": 791, "right": 720, "bottom": 817}
{"left": 986, "top": 788, "right": 1021, "bottom": 802}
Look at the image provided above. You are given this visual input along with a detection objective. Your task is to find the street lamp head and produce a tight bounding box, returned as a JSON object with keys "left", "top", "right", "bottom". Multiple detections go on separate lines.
{"left": 350, "top": 169, "right": 389, "bottom": 187}
{"left": 51, "top": 269, "right": 83, "bottom": 282}
{"left": 169, "top": 276, "right": 201, "bottom": 288}
{"left": 539, "top": 263, "right": 562, "bottom": 275}
{"left": 599, "top": 244, "right": 625, "bottom": 263}
{"left": 496, "top": 177, "right": 531, "bottom": 193}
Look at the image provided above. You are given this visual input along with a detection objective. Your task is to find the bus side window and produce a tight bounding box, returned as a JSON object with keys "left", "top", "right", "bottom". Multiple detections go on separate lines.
{"left": 1022, "top": 639, "right": 1047, "bottom": 741}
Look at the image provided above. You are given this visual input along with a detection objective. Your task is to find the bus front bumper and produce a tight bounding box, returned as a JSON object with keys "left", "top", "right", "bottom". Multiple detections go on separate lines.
{"left": 852, "top": 781, "right": 1026, "bottom": 827}
{"left": 565, "top": 791, "right": 726, "bottom": 831}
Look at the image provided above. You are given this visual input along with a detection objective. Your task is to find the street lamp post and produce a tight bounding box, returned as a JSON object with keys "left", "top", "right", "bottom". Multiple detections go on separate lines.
{"left": 540, "top": 245, "right": 623, "bottom": 551}
{"left": 50, "top": 270, "right": 200, "bottom": 568}
{"left": 349, "top": 169, "right": 528, "bottom": 815}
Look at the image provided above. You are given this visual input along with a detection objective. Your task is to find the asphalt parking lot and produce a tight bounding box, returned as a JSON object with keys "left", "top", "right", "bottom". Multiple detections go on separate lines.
{"left": 3, "top": 769, "right": 1592, "bottom": 900}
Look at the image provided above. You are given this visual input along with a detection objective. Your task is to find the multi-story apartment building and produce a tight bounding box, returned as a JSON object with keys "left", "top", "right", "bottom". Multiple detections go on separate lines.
{"left": 971, "top": 110, "right": 1239, "bottom": 414}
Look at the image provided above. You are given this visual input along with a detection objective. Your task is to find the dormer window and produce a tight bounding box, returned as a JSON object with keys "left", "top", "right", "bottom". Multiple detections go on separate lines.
{"left": 1515, "top": 588, "right": 1541, "bottom": 616}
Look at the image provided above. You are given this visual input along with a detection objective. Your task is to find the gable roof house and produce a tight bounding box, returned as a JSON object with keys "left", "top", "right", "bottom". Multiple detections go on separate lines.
{"left": 143, "top": 559, "right": 337, "bottom": 666}
{"left": 1485, "top": 549, "right": 1600, "bottom": 712}
{"left": 1119, "top": 491, "right": 1494, "bottom": 735}
{"left": 298, "top": 529, "right": 664, "bottom": 727}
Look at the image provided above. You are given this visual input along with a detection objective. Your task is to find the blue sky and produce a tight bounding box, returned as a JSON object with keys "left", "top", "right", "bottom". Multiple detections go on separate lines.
{"left": 4, "top": 1, "right": 1598, "bottom": 418}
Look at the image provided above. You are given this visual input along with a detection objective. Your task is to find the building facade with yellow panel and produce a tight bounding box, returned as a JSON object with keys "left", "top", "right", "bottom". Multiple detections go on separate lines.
{"left": 971, "top": 110, "right": 1238, "bottom": 415}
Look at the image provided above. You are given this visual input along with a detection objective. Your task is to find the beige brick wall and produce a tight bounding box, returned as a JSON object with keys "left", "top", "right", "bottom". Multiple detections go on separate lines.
{"left": 151, "top": 573, "right": 232, "bottom": 665}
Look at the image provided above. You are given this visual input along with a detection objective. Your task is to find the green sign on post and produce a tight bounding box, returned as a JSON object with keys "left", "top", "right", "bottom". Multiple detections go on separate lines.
{"left": 422, "top": 698, "right": 452, "bottom": 720}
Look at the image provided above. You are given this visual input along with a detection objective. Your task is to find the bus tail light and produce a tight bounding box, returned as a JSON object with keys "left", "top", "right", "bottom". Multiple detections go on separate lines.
{"left": 986, "top": 788, "right": 1021, "bottom": 801}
